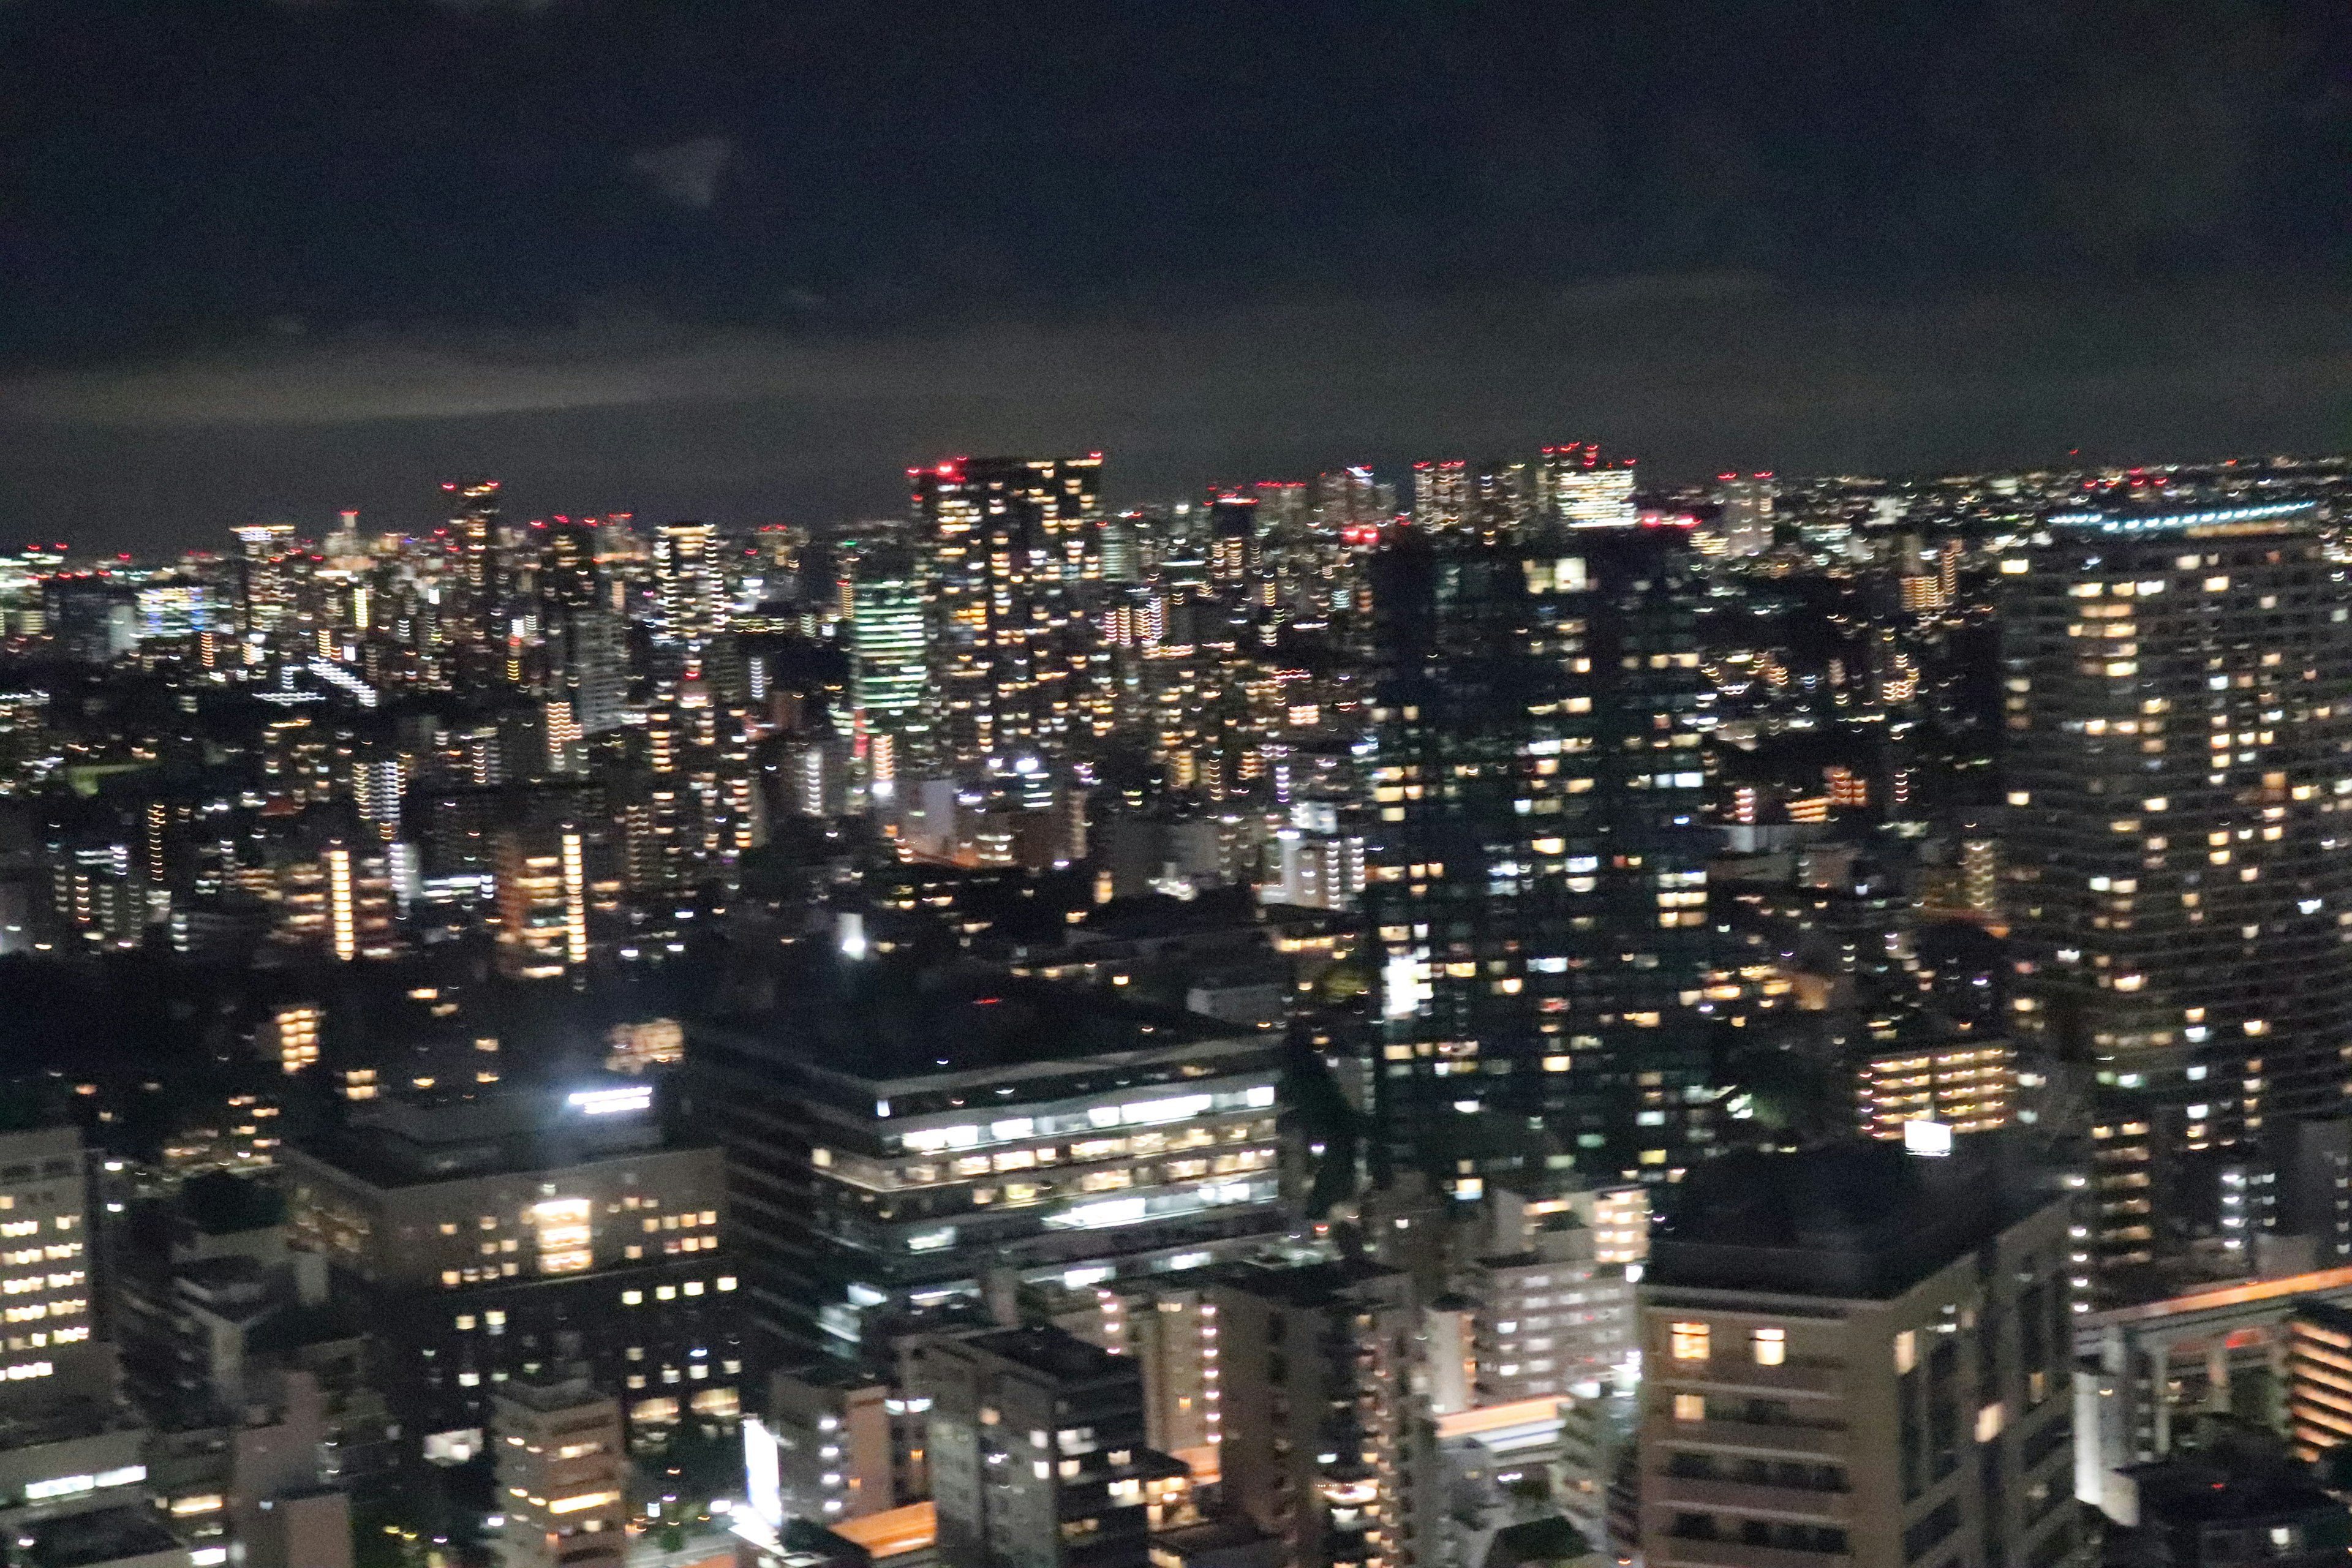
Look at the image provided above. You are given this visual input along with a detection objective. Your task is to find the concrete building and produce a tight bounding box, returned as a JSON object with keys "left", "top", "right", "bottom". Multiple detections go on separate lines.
{"left": 2101, "top": 1427, "right": 2350, "bottom": 1566}
{"left": 755, "top": 1360, "right": 900, "bottom": 1529}
{"left": 910, "top": 1325, "right": 1189, "bottom": 1568}
{"left": 493, "top": 1373, "right": 628, "bottom": 1568}
{"left": 282, "top": 1085, "right": 737, "bottom": 1459}
{"left": 1213, "top": 1257, "right": 1436, "bottom": 1568}
{"left": 692, "top": 962, "right": 1288, "bottom": 1360}
{"left": 2003, "top": 500, "right": 2352, "bottom": 1297}
{"left": 2076, "top": 1263, "right": 2352, "bottom": 1507}
{"left": 1638, "top": 1137, "right": 2077, "bottom": 1568}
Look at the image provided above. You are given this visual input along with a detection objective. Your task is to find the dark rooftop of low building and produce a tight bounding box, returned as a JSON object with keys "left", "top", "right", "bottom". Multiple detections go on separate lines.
{"left": 720, "top": 949, "right": 1235, "bottom": 1084}
{"left": 1648, "top": 1134, "right": 2063, "bottom": 1300}
{"left": 955, "top": 1324, "right": 1131, "bottom": 1387}
{"left": 24, "top": 1504, "right": 183, "bottom": 1568}
{"left": 289, "top": 1079, "right": 690, "bottom": 1188}
{"left": 1213, "top": 1256, "right": 1407, "bottom": 1310}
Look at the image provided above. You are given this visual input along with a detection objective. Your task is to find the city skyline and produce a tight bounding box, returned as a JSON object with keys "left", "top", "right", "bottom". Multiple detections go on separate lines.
{"left": 2, "top": 2, "right": 2347, "bottom": 1562}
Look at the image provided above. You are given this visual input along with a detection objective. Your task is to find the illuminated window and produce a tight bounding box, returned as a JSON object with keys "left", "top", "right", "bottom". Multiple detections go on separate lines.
{"left": 1672, "top": 1393, "right": 1705, "bottom": 1422}
{"left": 1752, "top": 1327, "right": 1785, "bottom": 1366}
{"left": 1894, "top": 1330, "right": 1917, "bottom": 1374}
{"left": 1669, "top": 1322, "right": 1709, "bottom": 1360}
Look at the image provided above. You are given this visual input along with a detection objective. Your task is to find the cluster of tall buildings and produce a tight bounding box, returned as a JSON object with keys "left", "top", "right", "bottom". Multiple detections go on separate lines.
{"left": 7, "top": 451, "right": 2352, "bottom": 1566}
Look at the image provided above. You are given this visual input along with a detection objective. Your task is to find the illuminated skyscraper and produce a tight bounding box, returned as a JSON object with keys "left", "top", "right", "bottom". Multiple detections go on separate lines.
{"left": 847, "top": 546, "right": 930, "bottom": 785}
{"left": 233, "top": 523, "right": 298, "bottom": 639}
{"left": 1540, "top": 445, "right": 1638, "bottom": 529}
{"left": 2003, "top": 500, "right": 2352, "bottom": 1290}
{"left": 494, "top": 824, "right": 590, "bottom": 979}
{"left": 545, "top": 606, "right": 627, "bottom": 741}
{"left": 1412, "top": 459, "right": 1469, "bottom": 529}
{"left": 441, "top": 480, "right": 502, "bottom": 680}
{"left": 653, "top": 521, "right": 723, "bottom": 647}
{"left": 1206, "top": 490, "right": 1258, "bottom": 592}
{"left": 1365, "top": 519, "right": 1724, "bottom": 1189}
{"left": 913, "top": 454, "right": 1105, "bottom": 766}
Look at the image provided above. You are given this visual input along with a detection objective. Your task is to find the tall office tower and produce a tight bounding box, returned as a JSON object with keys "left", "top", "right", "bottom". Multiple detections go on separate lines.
{"left": 913, "top": 1325, "right": 1175, "bottom": 1568}
{"left": 548, "top": 607, "right": 627, "bottom": 737}
{"left": 538, "top": 518, "right": 601, "bottom": 611}
{"left": 1714, "top": 473, "right": 1777, "bottom": 557}
{"left": 2002, "top": 501, "right": 2352, "bottom": 1293}
{"left": 441, "top": 480, "right": 502, "bottom": 678}
{"left": 492, "top": 824, "right": 588, "bottom": 979}
{"left": 1215, "top": 1257, "right": 1437, "bottom": 1568}
{"left": 1412, "top": 459, "right": 1469, "bottom": 529}
{"left": 1468, "top": 459, "right": 1533, "bottom": 542}
{"left": 492, "top": 1373, "right": 628, "bottom": 1568}
{"left": 1638, "top": 1139, "right": 2078, "bottom": 1568}
{"left": 233, "top": 523, "right": 299, "bottom": 639}
{"left": 652, "top": 521, "right": 723, "bottom": 647}
{"left": 847, "top": 546, "right": 932, "bottom": 788}
{"left": 1205, "top": 491, "right": 1258, "bottom": 592}
{"left": 913, "top": 454, "right": 1106, "bottom": 766}
{"left": 691, "top": 964, "right": 1287, "bottom": 1361}
{"left": 1365, "top": 521, "right": 1722, "bottom": 1189}
{"left": 1098, "top": 513, "right": 1144, "bottom": 584}
{"left": 1539, "top": 445, "right": 1638, "bottom": 529}
{"left": 1318, "top": 466, "right": 1394, "bottom": 531}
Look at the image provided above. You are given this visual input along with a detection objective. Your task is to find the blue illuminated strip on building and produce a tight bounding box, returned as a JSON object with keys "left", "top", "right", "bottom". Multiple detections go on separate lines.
{"left": 2063, "top": 499, "right": 2319, "bottom": 534}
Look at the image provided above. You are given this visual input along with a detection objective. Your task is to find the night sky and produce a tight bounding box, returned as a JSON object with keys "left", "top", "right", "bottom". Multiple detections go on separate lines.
{"left": 1, "top": 0, "right": 2346, "bottom": 550}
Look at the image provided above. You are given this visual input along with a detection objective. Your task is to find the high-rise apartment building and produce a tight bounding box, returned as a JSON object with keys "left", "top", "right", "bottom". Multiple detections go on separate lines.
{"left": 652, "top": 522, "right": 723, "bottom": 647}
{"left": 549, "top": 608, "right": 627, "bottom": 737}
{"left": 1365, "top": 520, "right": 1724, "bottom": 1188}
{"left": 2003, "top": 501, "right": 2352, "bottom": 1291}
{"left": 912, "top": 454, "right": 1105, "bottom": 766}
{"left": 1638, "top": 1138, "right": 2077, "bottom": 1568}
{"left": 492, "top": 824, "right": 588, "bottom": 979}
{"left": 233, "top": 524, "right": 300, "bottom": 641}
{"left": 1213, "top": 1257, "right": 1436, "bottom": 1568}
{"left": 441, "top": 481, "right": 503, "bottom": 681}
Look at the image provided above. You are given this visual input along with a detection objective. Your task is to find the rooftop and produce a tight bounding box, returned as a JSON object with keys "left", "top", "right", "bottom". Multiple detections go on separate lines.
{"left": 954, "top": 1324, "right": 1130, "bottom": 1387}
{"left": 1215, "top": 1256, "right": 1407, "bottom": 1310}
{"left": 290, "top": 1080, "right": 690, "bottom": 1188}
{"left": 719, "top": 952, "right": 1245, "bottom": 1088}
{"left": 1648, "top": 1135, "right": 2062, "bottom": 1300}
{"left": 24, "top": 1504, "right": 182, "bottom": 1568}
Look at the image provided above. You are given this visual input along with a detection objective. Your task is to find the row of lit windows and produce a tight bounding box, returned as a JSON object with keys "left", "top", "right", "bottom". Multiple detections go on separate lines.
{"left": 1668, "top": 1322, "right": 1785, "bottom": 1365}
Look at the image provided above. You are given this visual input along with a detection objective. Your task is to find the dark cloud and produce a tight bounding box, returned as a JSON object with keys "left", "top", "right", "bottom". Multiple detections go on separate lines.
{"left": 0, "top": 0, "right": 2339, "bottom": 543}
{"left": 627, "top": 137, "right": 734, "bottom": 211}
{"left": 1, "top": 271, "right": 2346, "bottom": 550}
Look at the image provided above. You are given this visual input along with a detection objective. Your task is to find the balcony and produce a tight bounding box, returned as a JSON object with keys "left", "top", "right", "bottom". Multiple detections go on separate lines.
{"left": 1653, "top": 1357, "right": 1841, "bottom": 1398}
{"left": 1650, "top": 1536, "right": 1852, "bottom": 1568}
{"left": 1649, "top": 1476, "right": 1852, "bottom": 1524}
{"left": 1647, "top": 1418, "right": 1847, "bottom": 1461}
